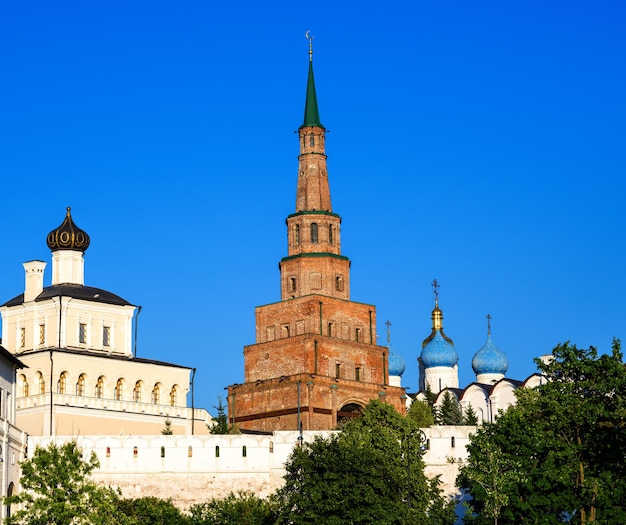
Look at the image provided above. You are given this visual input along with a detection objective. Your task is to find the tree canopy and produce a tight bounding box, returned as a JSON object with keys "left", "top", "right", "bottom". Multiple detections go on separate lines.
{"left": 275, "top": 399, "right": 454, "bottom": 524}
{"left": 458, "top": 340, "right": 626, "bottom": 524}
{"left": 5, "top": 441, "right": 131, "bottom": 525}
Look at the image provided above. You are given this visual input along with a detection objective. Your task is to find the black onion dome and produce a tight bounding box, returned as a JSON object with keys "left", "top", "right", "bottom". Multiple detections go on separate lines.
{"left": 46, "top": 207, "right": 90, "bottom": 252}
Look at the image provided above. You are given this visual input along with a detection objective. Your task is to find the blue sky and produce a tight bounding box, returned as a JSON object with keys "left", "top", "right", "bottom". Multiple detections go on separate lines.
{"left": 2, "top": 1, "right": 625, "bottom": 413}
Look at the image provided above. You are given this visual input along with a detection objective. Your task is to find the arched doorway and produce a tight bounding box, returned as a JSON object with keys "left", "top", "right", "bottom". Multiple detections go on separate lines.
{"left": 337, "top": 402, "right": 364, "bottom": 426}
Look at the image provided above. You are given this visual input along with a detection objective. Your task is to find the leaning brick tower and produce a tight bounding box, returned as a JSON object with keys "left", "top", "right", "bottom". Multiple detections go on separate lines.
{"left": 227, "top": 40, "right": 406, "bottom": 432}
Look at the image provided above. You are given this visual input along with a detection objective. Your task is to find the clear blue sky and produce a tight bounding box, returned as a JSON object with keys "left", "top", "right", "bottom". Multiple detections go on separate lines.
{"left": 2, "top": 1, "right": 625, "bottom": 414}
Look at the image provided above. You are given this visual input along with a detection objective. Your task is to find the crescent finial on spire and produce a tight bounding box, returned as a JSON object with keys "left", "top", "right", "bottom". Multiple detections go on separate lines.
{"left": 305, "top": 30, "right": 314, "bottom": 62}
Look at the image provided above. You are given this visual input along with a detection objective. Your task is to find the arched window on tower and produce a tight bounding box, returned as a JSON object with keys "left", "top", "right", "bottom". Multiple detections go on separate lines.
{"left": 335, "top": 276, "right": 344, "bottom": 292}
{"left": 133, "top": 381, "right": 142, "bottom": 403}
{"left": 115, "top": 379, "right": 123, "bottom": 401}
{"left": 20, "top": 375, "right": 29, "bottom": 398}
{"left": 309, "top": 133, "right": 314, "bottom": 146}
{"left": 295, "top": 225, "right": 300, "bottom": 245}
{"left": 151, "top": 383, "right": 160, "bottom": 404}
{"left": 76, "top": 374, "right": 86, "bottom": 396}
{"left": 289, "top": 277, "right": 297, "bottom": 293}
{"left": 328, "top": 225, "right": 333, "bottom": 244}
{"left": 57, "top": 372, "right": 67, "bottom": 394}
{"left": 95, "top": 376, "right": 104, "bottom": 399}
{"left": 310, "top": 223, "right": 318, "bottom": 243}
{"left": 170, "top": 386, "right": 177, "bottom": 406}
{"left": 37, "top": 372, "right": 45, "bottom": 395}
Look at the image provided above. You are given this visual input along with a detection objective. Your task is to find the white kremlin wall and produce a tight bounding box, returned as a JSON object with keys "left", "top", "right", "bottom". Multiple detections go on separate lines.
{"left": 28, "top": 427, "right": 473, "bottom": 509}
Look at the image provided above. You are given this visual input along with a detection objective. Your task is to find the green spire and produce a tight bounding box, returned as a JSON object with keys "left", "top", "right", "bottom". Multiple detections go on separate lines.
{"left": 301, "top": 59, "right": 324, "bottom": 129}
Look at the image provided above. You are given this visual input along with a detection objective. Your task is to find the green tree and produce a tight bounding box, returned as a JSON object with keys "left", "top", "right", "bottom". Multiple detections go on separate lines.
{"left": 275, "top": 399, "right": 454, "bottom": 524}
{"left": 463, "top": 403, "right": 479, "bottom": 426}
{"left": 458, "top": 340, "right": 626, "bottom": 524}
{"left": 407, "top": 398, "right": 435, "bottom": 427}
{"left": 117, "top": 497, "right": 189, "bottom": 524}
{"left": 161, "top": 418, "right": 174, "bottom": 435}
{"left": 188, "top": 491, "right": 276, "bottom": 525}
{"left": 437, "top": 390, "right": 464, "bottom": 425}
{"left": 5, "top": 441, "right": 131, "bottom": 525}
{"left": 210, "top": 395, "right": 230, "bottom": 434}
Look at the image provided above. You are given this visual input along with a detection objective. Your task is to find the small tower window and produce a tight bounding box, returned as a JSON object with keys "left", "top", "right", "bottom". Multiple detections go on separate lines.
{"left": 133, "top": 446, "right": 138, "bottom": 458}
{"left": 160, "top": 446, "right": 165, "bottom": 458}
{"left": 328, "top": 322, "right": 333, "bottom": 337}
{"left": 215, "top": 446, "right": 220, "bottom": 458}
{"left": 20, "top": 327, "right": 25, "bottom": 348}
{"left": 106, "top": 447, "right": 111, "bottom": 458}
{"left": 328, "top": 225, "right": 333, "bottom": 244}
{"left": 295, "top": 225, "right": 300, "bottom": 245}
{"left": 289, "top": 277, "right": 297, "bottom": 293}
{"left": 103, "top": 326, "right": 110, "bottom": 347}
{"left": 21, "top": 375, "right": 29, "bottom": 398}
{"left": 242, "top": 445, "right": 247, "bottom": 457}
{"left": 188, "top": 446, "right": 193, "bottom": 458}
{"left": 76, "top": 374, "right": 86, "bottom": 396}
{"left": 451, "top": 436, "right": 456, "bottom": 448}
{"left": 39, "top": 324, "right": 45, "bottom": 345}
{"left": 95, "top": 376, "right": 104, "bottom": 399}
{"left": 355, "top": 367, "right": 361, "bottom": 382}
{"left": 356, "top": 328, "right": 362, "bottom": 342}
{"left": 335, "top": 363, "right": 341, "bottom": 379}
{"left": 309, "top": 133, "right": 314, "bottom": 146}
{"left": 79, "top": 323, "right": 87, "bottom": 344}
{"left": 335, "top": 276, "right": 344, "bottom": 292}
{"left": 310, "top": 223, "right": 318, "bottom": 243}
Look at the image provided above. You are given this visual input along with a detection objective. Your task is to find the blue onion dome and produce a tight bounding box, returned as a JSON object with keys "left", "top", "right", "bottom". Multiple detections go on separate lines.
{"left": 420, "top": 330, "right": 459, "bottom": 368}
{"left": 47, "top": 207, "right": 90, "bottom": 253}
{"left": 388, "top": 345, "right": 406, "bottom": 376}
{"left": 472, "top": 334, "right": 509, "bottom": 375}
{"left": 420, "top": 283, "right": 458, "bottom": 368}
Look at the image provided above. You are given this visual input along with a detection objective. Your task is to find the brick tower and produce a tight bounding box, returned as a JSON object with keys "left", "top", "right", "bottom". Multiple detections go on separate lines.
{"left": 227, "top": 42, "right": 406, "bottom": 432}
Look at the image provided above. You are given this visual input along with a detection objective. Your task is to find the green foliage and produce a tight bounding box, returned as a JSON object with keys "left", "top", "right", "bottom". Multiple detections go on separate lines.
{"left": 436, "top": 391, "right": 464, "bottom": 425}
{"left": 117, "top": 497, "right": 189, "bottom": 524}
{"left": 275, "top": 399, "right": 455, "bottom": 524}
{"left": 5, "top": 441, "right": 131, "bottom": 525}
{"left": 210, "top": 395, "right": 230, "bottom": 434}
{"left": 459, "top": 340, "right": 626, "bottom": 524}
{"left": 188, "top": 491, "right": 276, "bottom": 525}
{"left": 161, "top": 418, "right": 174, "bottom": 435}
{"left": 407, "top": 398, "right": 435, "bottom": 427}
{"left": 463, "top": 403, "right": 479, "bottom": 426}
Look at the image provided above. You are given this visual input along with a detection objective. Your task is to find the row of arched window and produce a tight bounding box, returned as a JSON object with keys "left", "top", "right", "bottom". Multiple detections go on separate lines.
{"left": 19, "top": 373, "right": 179, "bottom": 406}
{"left": 294, "top": 223, "right": 335, "bottom": 245}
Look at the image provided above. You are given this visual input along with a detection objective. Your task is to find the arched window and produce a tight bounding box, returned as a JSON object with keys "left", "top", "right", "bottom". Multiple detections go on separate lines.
{"left": 242, "top": 445, "right": 247, "bottom": 458}
{"left": 114, "top": 379, "right": 123, "bottom": 401}
{"left": 188, "top": 446, "right": 193, "bottom": 458}
{"left": 58, "top": 372, "right": 67, "bottom": 394}
{"left": 160, "top": 446, "right": 165, "bottom": 458}
{"left": 451, "top": 436, "right": 456, "bottom": 448}
{"left": 20, "top": 375, "right": 28, "bottom": 398}
{"left": 6, "top": 482, "right": 14, "bottom": 518}
{"left": 295, "top": 225, "right": 300, "bottom": 245}
{"left": 215, "top": 446, "right": 220, "bottom": 458}
{"left": 169, "top": 386, "right": 177, "bottom": 407}
{"left": 95, "top": 376, "right": 104, "bottom": 399}
{"left": 76, "top": 374, "right": 86, "bottom": 396}
{"left": 151, "top": 384, "right": 160, "bottom": 404}
{"left": 133, "top": 381, "right": 142, "bottom": 403}
{"left": 335, "top": 276, "right": 344, "bottom": 292}
{"left": 289, "top": 277, "right": 297, "bottom": 292}
{"left": 309, "top": 133, "right": 314, "bottom": 146}
{"left": 35, "top": 372, "right": 45, "bottom": 395}
{"left": 328, "top": 224, "right": 333, "bottom": 244}
{"left": 310, "top": 223, "right": 318, "bottom": 243}
{"left": 133, "top": 446, "right": 138, "bottom": 457}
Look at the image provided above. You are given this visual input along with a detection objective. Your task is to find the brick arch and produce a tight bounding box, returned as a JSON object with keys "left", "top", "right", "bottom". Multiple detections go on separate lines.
{"left": 337, "top": 401, "right": 365, "bottom": 426}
